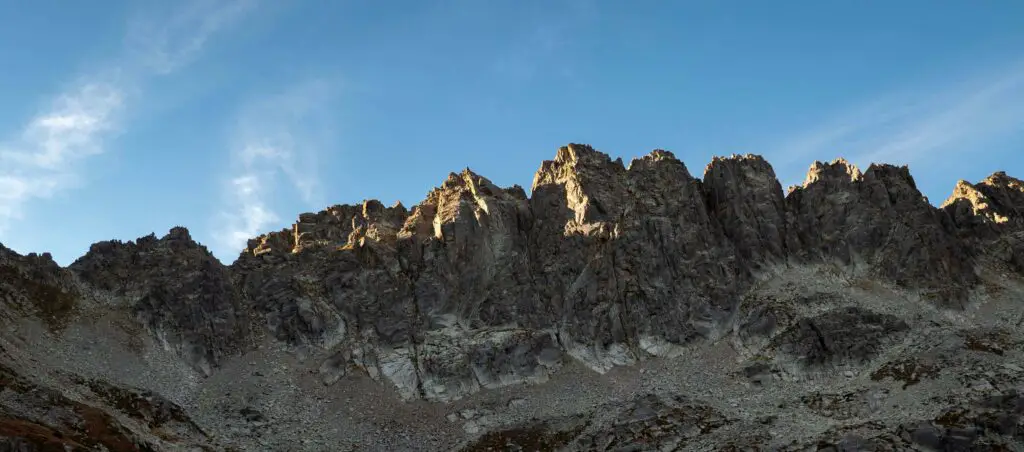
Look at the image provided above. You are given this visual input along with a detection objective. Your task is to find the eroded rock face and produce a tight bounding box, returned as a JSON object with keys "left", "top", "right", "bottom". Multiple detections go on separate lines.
{"left": 530, "top": 145, "right": 742, "bottom": 370}
{"left": 399, "top": 170, "right": 541, "bottom": 334}
{"left": 17, "top": 144, "right": 1024, "bottom": 397}
{"left": 230, "top": 172, "right": 558, "bottom": 401}
{"left": 968, "top": 172, "right": 1024, "bottom": 225}
{"left": 229, "top": 146, "right": 743, "bottom": 399}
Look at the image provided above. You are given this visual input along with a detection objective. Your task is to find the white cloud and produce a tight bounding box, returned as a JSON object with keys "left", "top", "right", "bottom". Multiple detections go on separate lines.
{"left": 18, "top": 82, "right": 124, "bottom": 168}
{"left": 222, "top": 173, "right": 280, "bottom": 249}
{"left": 859, "top": 66, "right": 1024, "bottom": 164}
{"left": 0, "top": 79, "right": 124, "bottom": 231}
{"left": 769, "top": 59, "right": 1024, "bottom": 185}
{"left": 0, "top": 0, "right": 254, "bottom": 236}
{"left": 214, "top": 79, "right": 338, "bottom": 259}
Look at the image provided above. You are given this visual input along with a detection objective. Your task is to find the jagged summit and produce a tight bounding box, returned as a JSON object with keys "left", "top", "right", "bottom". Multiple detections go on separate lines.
{"left": 225, "top": 144, "right": 1015, "bottom": 279}
{"left": 53, "top": 143, "right": 1023, "bottom": 327}
{"left": 32, "top": 143, "right": 1009, "bottom": 278}
{"left": 2, "top": 143, "right": 1024, "bottom": 450}
{"left": 800, "top": 157, "right": 863, "bottom": 187}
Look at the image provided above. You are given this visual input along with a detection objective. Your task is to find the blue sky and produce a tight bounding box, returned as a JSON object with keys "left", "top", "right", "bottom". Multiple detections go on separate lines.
{"left": 1, "top": 0, "right": 1023, "bottom": 265}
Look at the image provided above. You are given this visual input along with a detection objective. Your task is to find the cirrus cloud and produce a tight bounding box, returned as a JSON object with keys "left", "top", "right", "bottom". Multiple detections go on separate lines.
{"left": 0, "top": 0, "right": 256, "bottom": 236}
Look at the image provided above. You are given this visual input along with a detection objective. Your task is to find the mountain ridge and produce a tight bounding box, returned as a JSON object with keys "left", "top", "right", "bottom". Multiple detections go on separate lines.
{"left": 7, "top": 144, "right": 1013, "bottom": 269}
{"left": 2, "top": 143, "right": 1023, "bottom": 450}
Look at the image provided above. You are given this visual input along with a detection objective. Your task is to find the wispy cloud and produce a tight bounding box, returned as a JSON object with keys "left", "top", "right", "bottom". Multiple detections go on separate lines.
{"left": 214, "top": 79, "right": 338, "bottom": 260}
{"left": 0, "top": 0, "right": 254, "bottom": 235}
{"left": 0, "top": 76, "right": 127, "bottom": 232}
{"left": 125, "top": 0, "right": 256, "bottom": 74}
{"left": 769, "top": 59, "right": 1024, "bottom": 185}
{"left": 219, "top": 170, "right": 281, "bottom": 253}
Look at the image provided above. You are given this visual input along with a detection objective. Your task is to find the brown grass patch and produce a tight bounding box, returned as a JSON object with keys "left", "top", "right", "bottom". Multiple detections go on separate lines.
{"left": 963, "top": 329, "right": 1014, "bottom": 356}
{"left": 871, "top": 358, "right": 941, "bottom": 389}
{"left": 0, "top": 417, "right": 85, "bottom": 450}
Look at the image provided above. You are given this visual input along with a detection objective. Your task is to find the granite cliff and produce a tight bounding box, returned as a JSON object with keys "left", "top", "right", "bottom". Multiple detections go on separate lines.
{"left": 1, "top": 144, "right": 1023, "bottom": 450}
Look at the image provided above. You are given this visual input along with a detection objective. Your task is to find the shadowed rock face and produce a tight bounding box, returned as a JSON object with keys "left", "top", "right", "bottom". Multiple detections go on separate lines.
{"left": 12, "top": 144, "right": 1024, "bottom": 391}
{"left": 703, "top": 154, "right": 790, "bottom": 270}
{"left": 529, "top": 146, "right": 741, "bottom": 370}
{"left": 787, "top": 161, "right": 977, "bottom": 305}
{"left": 770, "top": 306, "right": 910, "bottom": 367}
{"left": 0, "top": 247, "right": 80, "bottom": 331}
{"left": 68, "top": 227, "right": 247, "bottom": 375}
{"left": 2, "top": 143, "right": 1024, "bottom": 450}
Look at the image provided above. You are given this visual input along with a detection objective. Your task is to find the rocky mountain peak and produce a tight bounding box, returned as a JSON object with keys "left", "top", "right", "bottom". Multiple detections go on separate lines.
{"left": 3, "top": 143, "right": 1024, "bottom": 451}
{"left": 552, "top": 142, "right": 623, "bottom": 166}
{"left": 702, "top": 153, "right": 788, "bottom": 266}
{"left": 69, "top": 227, "right": 244, "bottom": 374}
{"left": 626, "top": 149, "right": 690, "bottom": 180}
{"left": 976, "top": 171, "right": 1024, "bottom": 224}
{"left": 943, "top": 180, "right": 1000, "bottom": 228}
{"left": 705, "top": 153, "right": 772, "bottom": 175}
{"left": 802, "top": 157, "right": 862, "bottom": 187}
{"left": 637, "top": 148, "right": 678, "bottom": 164}
{"left": 533, "top": 143, "right": 626, "bottom": 189}
{"left": 944, "top": 179, "right": 985, "bottom": 205}
{"left": 864, "top": 163, "right": 916, "bottom": 188}
{"left": 940, "top": 172, "right": 1024, "bottom": 276}
{"left": 166, "top": 225, "right": 192, "bottom": 242}
{"left": 943, "top": 172, "right": 1024, "bottom": 229}
{"left": 432, "top": 168, "right": 510, "bottom": 204}
{"left": 0, "top": 242, "right": 79, "bottom": 331}
{"left": 860, "top": 163, "right": 928, "bottom": 208}
{"left": 532, "top": 144, "right": 628, "bottom": 230}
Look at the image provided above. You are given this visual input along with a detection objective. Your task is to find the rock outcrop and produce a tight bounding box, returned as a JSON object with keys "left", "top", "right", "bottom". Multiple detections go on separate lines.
{"left": 2, "top": 143, "right": 1023, "bottom": 451}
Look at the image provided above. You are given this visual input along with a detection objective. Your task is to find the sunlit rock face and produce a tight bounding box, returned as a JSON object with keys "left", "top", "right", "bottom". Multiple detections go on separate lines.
{"left": 943, "top": 171, "right": 1024, "bottom": 274}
